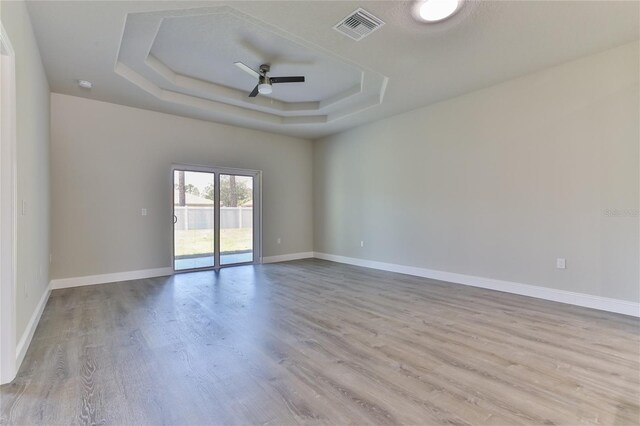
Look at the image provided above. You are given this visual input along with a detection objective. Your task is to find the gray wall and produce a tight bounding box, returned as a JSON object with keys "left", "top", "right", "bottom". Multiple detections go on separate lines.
{"left": 50, "top": 93, "right": 313, "bottom": 279}
{"left": 1, "top": 0, "right": 51, "bottom": 340}
{"left": 314, "top": 41, "right": 639, "bottom": 303}
{"left": 32, "top": 30, "right": 640, "bottom": 307}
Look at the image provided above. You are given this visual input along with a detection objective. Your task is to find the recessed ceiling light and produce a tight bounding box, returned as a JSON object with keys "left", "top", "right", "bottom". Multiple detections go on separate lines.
{"left": 78, "top": 80, "right": 93, "bottom": 89}
{"left": 416, "top": 0, "right": 462, "bottom": 22}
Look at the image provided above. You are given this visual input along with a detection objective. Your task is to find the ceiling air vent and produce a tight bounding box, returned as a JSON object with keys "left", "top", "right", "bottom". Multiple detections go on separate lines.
{"left": 334, "top": 8, "right": 385, "bottom": 41}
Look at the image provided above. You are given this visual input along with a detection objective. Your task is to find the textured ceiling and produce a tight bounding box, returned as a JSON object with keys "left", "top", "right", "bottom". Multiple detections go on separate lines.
{"left": 25, "top": 1, "right": 640, "bottom": 139}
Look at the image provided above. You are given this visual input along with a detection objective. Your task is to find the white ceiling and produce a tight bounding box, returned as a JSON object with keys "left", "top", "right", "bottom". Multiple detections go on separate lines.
{"left": 114, "top": 6, "right": 387, "bottom": 125}
{"left": 149, "top": 12, "right": 359, "bottom": 102}
{"left": 26, "top": 1, "right": 640, "bottom": 139}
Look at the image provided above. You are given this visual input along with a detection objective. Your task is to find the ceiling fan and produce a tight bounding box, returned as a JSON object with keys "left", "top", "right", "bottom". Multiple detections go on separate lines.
{"left": 234, "top": 62, "right": 305, "bottom": 97}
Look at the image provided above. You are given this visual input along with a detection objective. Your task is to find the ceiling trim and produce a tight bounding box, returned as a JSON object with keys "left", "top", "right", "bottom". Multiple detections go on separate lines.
{"left": 146, "top": 54, "right": 320, "bottom": 114}
{"left": 115, "top": 62, "right": 329, "bottom": 124}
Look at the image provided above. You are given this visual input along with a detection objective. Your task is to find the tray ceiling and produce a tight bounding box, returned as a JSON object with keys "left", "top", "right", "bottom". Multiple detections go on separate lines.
{"left": 115, "top": 6, "right": 388, "bottom": 126}
{"left": 24, "top": 1, "right": 640, "bottom": 139}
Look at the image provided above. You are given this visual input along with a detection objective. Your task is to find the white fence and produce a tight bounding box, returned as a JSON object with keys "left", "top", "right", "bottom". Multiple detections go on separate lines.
{"left": 174, "top": 206, "right": 253, "bottom": 230}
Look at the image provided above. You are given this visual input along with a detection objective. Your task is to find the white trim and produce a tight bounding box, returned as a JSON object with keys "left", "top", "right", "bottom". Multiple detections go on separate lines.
{"left": 15, "top": 283, "right": 51, "bottom": 369}
{"left": 50, "top": 267, "right": 174, "bottom": 290}
{"left": 263, "top": 252, "right": 314, "bottom": 264}
{"left": 0, "top": 21, "right": 18, "bottom": 385}
{"left": 313, "top": 253, "right": 640, "bottom": 317}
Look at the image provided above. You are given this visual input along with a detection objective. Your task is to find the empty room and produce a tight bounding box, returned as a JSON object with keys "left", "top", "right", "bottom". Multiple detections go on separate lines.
{"left": 1, "top": 0, "right": 638, "bottom": 424}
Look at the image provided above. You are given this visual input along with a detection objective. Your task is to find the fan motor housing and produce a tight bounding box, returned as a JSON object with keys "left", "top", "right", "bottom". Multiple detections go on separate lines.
{"left": 259, "top": 64, "right": 271, "bottom": 74}
{"left": 259, "top": 75, "right": 270, "bottom": 85}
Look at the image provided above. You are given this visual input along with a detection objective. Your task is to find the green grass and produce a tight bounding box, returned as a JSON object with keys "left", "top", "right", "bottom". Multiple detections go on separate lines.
{"left": 174, "top": 228, "right": 252, "bottom": 257}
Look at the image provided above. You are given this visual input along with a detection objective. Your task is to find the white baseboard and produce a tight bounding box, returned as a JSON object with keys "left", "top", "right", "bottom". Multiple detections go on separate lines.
{"left": 262, "top": 252, "right": 315, "bottom": 264}
{"left": 313, "top": 252, "right": 640, "bottom": 317}
{"left": 50, "top": 267, "right": 174, "bottom": 290}
{"left": 16, "top": 282, "right": 51, "bottom": 368}
{"left": 45, "top": 255, "right": 640, "bottom": 317}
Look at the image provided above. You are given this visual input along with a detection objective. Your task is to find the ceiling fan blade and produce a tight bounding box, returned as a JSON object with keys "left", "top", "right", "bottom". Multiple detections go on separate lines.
{"left": 270, "top": 76, "right": 305, "bottom": 84}
{"left": 248, "top": 84, "right": 259, "bottom": 97}
{"left": 234, "top": 62, "right": 260, "bottom": 79}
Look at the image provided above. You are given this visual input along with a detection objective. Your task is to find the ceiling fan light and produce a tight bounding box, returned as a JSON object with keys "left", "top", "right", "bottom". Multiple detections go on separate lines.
{"left": 258, "top": 83, "right": 272, "bottom": 95}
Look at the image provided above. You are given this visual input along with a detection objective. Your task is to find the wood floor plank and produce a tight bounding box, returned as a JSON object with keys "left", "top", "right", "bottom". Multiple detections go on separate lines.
{"left": 1, "top": 259, "right": 638, "bottom": 425}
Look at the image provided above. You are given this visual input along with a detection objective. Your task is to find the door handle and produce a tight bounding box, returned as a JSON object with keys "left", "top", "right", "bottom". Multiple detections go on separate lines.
{"left": 173, "top": 215, "right": 177, "bottom": 224}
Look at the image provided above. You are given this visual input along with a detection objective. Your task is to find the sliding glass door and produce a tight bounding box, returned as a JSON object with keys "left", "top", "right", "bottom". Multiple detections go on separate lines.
{"left": 220, "top": 174, "right": 255, "bottom": 265}
{"left": 173, "top": 166, "right": 261, "bottom": 272}
{"left": 173, "top": 170, "right": 215, "bottom": 270}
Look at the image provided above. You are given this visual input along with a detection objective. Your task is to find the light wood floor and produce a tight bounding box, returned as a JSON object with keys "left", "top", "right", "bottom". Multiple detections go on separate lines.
{"left": 1, "top": 259, "right": 638, "bottom": 425}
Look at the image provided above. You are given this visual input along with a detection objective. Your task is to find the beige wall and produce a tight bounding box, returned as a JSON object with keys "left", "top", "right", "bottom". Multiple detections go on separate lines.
{"left": 1, "top": 0, "right": 51, "bottom": 339}
{"left": 50, "top": 93, "right": 313, "bottom": 279}
{"left": 314, "top": 42, "right": 640, "bottom": 303}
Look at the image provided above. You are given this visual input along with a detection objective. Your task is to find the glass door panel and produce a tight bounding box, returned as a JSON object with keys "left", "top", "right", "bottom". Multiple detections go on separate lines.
{"left": 220, "top": 174, "right": 254, "bottom": 265}
{"left": 173, "top": 170, "right": 215, "bottom": 271}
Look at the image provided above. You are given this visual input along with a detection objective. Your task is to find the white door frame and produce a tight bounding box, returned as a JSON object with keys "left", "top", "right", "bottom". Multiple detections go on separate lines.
{"left": 171, "top": 164, "right": 262, "bottom": 273}
{"left": 0, "top": 21, "right": 18, "bottom": 384}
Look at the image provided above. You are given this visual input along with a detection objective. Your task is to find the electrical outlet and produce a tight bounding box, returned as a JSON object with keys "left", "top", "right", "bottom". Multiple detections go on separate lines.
{"left": 556, "top": 258, "right": 566, "bottom": 269}
{"left": 277, "top": 238, "right": 281, "bottom": 244}
{"left": 360, "top": 241, "right": 364, "bottom": 247}
{"left": 141, "top": 208, "right": 147, "bottom": 216}
{"left": 21, "top": 200, "right": 27, "bottom": 216}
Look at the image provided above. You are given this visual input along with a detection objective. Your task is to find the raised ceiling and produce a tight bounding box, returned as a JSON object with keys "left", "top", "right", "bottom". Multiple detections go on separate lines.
{"left": 148, "top": 12, "right": 361, "bottom": 103}
{"left": 25, "top": 1, "right": 640, "bottom": 138}
{"left": 116, "top": 6, "right": 388, "bottom": 125}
